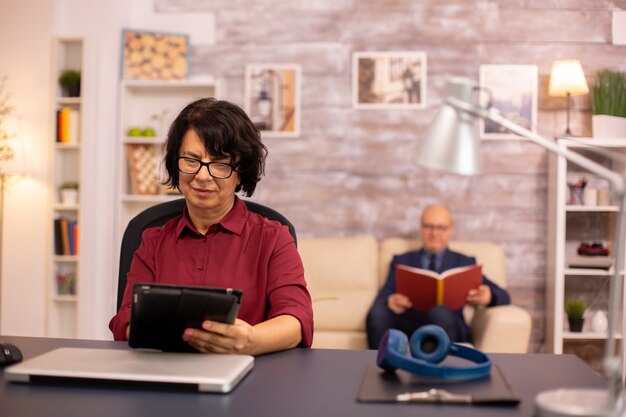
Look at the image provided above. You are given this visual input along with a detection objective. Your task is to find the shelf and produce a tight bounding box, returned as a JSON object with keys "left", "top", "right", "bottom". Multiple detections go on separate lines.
{"left": 122, "top": 78, "right": 216, "bottom": 89}
{"left": 56, "top": 97, "right": 82, "bottom": 105}
{"left": 566, "top": 205, "right": 620, "bottom": 212}
{"left": 563, "top": 331, "right": 623, "bottom": 340}
{"left": 122, "top": 136, "right": 164, "bottom": 145}
{"left": 53, "top": 203, "right": 80, "bottom": 211}
{"left": 53, "top": 255, "right": 79, "bottom": 262}
{"left": 121, "top": 194, "right": 182, "bottom": 203}
{"left": 563, "top": 268, "right": 623, "bottom": 276}
{"left": 52, "top": 295, "right": 78, "bottom": 303}
{"left": 55, "top": 143, "right": 80, "bottom": 150}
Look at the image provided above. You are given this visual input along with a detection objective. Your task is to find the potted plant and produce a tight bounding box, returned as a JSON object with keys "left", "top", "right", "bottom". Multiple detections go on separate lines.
{"left": 591, "top": 68, "right": 626, "bottom": 137}
{"left": 58, "top": 69, "right": 81, "bottom": 97}
{"left": 60, "top": 181, "right": 79, "bottom": 206}
{"left": 565, "top": 298, "right": 587, "bottom": 332}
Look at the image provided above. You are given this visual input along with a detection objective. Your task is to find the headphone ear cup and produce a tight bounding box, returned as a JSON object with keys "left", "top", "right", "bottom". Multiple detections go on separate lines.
{"left": 376, "top": 329, "right": 409, "bottom": 372}
{"left": 409, "top": 324, "right": 451, "bottom": 364}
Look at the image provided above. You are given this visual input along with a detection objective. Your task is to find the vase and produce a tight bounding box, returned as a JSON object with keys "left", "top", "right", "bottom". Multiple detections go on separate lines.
{"left": 568, "top": 318, "right": 584, "bottom": 332}
{"left": 60, "top": 188, "right": 78, "bottom": 206}
{"left": 590, "top": 310, "right": 608, "bottom": 333}
{"left": 592, "top": 115, "right": 626, "bottom": 138}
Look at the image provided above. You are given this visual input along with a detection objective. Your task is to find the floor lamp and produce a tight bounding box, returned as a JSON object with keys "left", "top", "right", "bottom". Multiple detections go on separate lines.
{"left": 414, "top": 77, "right": 625, "bottom": 417}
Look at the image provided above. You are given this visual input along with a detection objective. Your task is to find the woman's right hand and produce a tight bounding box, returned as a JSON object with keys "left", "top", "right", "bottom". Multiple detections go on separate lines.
{"left": 387, "top": 293, "right": 412, "bottom": 314}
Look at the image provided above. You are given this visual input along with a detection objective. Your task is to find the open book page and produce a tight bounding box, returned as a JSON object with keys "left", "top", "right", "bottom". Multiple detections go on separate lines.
{"left": 395, "top": 264, "right": 482, "bottom": 312}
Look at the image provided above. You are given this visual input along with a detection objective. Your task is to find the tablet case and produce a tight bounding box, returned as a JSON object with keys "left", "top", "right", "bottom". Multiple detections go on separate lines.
{"left": 357, "top": 363, "right": 520, "bottom": 406}
{"left": 129, "top": 283, "right": 243, "bottom": 352}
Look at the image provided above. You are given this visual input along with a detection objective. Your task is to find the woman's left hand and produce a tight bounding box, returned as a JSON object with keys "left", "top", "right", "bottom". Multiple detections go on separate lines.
{"left": 183, "top": 319, "right": 256, "bottom": 355}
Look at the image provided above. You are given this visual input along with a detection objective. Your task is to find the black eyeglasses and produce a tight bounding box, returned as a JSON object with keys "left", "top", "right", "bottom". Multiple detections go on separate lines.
{"left": 177, "top": 157, "right": 237, "bottom": 179}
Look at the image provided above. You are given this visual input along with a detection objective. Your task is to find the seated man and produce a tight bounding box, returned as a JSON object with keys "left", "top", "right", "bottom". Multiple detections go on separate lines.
{"left": 366, "top": 204, "right": 510, "bottom": 349}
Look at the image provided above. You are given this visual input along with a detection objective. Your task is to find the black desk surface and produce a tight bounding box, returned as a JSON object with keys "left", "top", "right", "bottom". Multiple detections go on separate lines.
{"left": 0, "top": 335, "right": 606, "bottom": 417}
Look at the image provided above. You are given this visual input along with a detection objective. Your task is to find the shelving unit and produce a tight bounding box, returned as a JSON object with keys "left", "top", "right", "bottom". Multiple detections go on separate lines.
{"left": 547, "top": 137, "right": 626, "bottom": 371}
{"left": 48, "top": 37, "right": 84, "bottom": 338}
{"left": 114, "top": 79, "right": 216, "bottom": 270}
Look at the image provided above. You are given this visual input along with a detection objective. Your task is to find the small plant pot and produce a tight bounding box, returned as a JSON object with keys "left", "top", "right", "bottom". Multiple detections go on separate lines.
{"left": 568, "top": 318, "right": 584, "bottom": 332}
{"left": 60, "top": 188, "right": 79, "bottom": 206}
{"left": 61, "top": 84, "right": 81, "bottom": 98}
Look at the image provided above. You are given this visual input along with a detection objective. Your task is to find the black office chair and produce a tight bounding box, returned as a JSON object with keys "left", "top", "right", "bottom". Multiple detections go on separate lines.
{"left": 116, "top": 198, "right": 297, "bottom": 310}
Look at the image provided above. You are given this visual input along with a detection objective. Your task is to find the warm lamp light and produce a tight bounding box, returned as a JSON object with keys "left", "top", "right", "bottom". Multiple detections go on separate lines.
{"left": 548, "top": 59, "right": 590, "bottom": 136}
{"left": 415, "top": 77, "right": 626, "bottom": 417}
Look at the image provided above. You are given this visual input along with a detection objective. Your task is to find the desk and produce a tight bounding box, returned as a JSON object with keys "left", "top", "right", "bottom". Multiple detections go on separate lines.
{"left": 0, "top": 335, "right": 606, "bottom": 417}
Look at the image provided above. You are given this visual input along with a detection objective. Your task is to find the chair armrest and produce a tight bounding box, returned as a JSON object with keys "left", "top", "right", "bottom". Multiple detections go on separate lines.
{"left": 470, "top": 305, "right": 532, "bottom": 353}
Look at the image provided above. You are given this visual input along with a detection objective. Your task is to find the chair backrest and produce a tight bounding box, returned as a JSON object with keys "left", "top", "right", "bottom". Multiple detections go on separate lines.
{"left": 116, "top": 198, "right": 297, "bottom": 310}
{"left": 378, "top": 238, "right": 507, "bottom": 288}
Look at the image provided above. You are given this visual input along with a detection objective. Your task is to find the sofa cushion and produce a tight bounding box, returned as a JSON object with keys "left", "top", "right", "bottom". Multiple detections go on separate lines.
{"left": 299, "top": 236, "right": 378, "bottom": 332}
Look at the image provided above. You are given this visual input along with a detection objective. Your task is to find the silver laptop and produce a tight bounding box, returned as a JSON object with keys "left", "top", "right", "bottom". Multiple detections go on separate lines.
{"left": 5, "top": 347, "right": 254, "bottom": 393}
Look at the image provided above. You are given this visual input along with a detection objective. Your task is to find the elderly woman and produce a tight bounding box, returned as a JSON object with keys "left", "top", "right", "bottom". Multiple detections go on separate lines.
{"left": 110, "top": 98, "right": 313, "bottom": 355}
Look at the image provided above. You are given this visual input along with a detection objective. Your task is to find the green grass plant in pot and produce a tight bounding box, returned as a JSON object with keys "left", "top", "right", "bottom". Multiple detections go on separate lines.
{"left": 565, "top": 298, "right": 587, "bottom": 332}
{"left": 591, "top": 69, "right": 626, "bottom": 137}
{"left": 58, "top": 69, "right": 81, "bottom": 97}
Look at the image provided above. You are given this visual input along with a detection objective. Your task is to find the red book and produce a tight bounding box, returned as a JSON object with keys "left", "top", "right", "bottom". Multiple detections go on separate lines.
{"left": 395, "top": 264, "right": 482, "bottom": 312}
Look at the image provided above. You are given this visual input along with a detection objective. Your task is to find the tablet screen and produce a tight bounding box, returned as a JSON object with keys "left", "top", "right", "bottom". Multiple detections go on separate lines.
{"left": 129, "top": 283, "right": 243, "bottom": 352}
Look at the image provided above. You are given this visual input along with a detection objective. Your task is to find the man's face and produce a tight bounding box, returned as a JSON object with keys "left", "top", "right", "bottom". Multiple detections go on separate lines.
{"left": 420, "top": 206, "right": 453, "bottom": 253}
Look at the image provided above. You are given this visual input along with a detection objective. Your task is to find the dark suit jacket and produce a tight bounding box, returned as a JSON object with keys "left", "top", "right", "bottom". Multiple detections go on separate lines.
{"left": 373, "top": 247, "right": 511, "bottom": 340}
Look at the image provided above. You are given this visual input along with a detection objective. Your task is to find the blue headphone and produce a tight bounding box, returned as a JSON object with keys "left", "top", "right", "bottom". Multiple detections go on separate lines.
{"left": 377, "top": 325, "right": 492, "bottom": 380}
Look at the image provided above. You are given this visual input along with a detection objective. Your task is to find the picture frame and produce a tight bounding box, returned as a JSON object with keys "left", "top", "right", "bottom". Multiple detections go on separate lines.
{"left": 479, "top": 64, "right": 538, "bottom": 140}
{"left": 121, "top": 29, "right": 189, "bottom": 81}
{"left": 352, "top": 51, "right": 427, "bottom": 109}
{"left": 244, "top": 64, "right": 301, "bottom": 137}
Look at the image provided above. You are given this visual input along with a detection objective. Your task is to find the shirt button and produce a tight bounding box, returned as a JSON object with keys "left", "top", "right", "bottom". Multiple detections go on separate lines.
{"left": 198, "top": 265, "right": 203, "bottom": 270}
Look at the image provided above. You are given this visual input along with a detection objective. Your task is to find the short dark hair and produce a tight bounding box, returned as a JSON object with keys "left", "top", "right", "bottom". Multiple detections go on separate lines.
{"left": 163, "top": 98, "right": 268, "bottom": 197}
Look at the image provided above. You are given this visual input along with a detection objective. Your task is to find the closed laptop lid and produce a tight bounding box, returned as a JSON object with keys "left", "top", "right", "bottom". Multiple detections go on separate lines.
{"left": 5, "top": 347, "right": 254, "bottom": 393}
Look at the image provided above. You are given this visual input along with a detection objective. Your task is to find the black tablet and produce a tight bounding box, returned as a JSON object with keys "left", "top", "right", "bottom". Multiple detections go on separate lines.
{"left": 128, "top": 283, "right": 243, "bottom": 352}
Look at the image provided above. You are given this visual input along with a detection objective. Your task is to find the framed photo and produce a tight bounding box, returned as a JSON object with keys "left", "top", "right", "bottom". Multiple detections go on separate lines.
{"left": 121, "top": 29, "right": 189, "bottom": 80}
{"left": 352, "top": 51, "right": 427, "bottom": 109}
{"left": 244, "top": 64, "right": 301, "bottom": 137}
{"left": 479, "top": 65, "right": 538, "bottom": 140}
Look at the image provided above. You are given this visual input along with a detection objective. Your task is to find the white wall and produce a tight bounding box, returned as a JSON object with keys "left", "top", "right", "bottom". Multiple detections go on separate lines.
{"left": 0, "top": 0, "right": 130, "bottom": 339}
{"left": 0, "top": 0, "right": 54, "bottom": 336}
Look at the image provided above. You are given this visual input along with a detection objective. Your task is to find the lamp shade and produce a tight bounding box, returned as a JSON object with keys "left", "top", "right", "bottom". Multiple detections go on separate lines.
{"left": 414, "top": 77, "right": 481, "bottom": 175}
{"left": 548, "top": 60, "right": 590, "bottom": 97}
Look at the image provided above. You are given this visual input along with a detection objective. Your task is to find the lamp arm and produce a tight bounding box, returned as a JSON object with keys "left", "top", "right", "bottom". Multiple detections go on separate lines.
{"left": 447, "top": 94, "right": 626, "bottom": 405}
{"left": 446, "top": 96, "right": 625, "bottom": 194}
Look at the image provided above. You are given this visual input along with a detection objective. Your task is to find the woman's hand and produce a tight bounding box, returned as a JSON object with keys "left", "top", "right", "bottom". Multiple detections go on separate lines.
{"left": 183, "top": 319, "right": 255, "bottom": 355}
{"left": 387, "top": 293, "right": 412, "bottom": 314}
{"left": 182, "top": 315, "right": 302, "bottom": 356}
{"left": 466, "top": 284, "right": 492, "bottom": 306}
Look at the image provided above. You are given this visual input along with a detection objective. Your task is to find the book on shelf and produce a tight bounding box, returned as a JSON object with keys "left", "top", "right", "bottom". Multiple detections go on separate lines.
{"left": 53, "top": 218, "right": 79, "bottom": 256}
{"left": 395, "top": 264, "right": 482, "bottom": 312}
{"left": 56, "top": 107, "right": 80, "bottom": 144}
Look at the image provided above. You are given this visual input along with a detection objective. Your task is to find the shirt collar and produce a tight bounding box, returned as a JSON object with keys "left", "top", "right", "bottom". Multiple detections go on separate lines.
{"left": 175, "top": 196, "right": 247, "bottom": 238}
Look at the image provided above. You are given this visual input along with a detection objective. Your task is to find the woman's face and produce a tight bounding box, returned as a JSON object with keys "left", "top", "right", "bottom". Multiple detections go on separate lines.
{"left": 177, "top": 129, "right": 239, "bottom": 214}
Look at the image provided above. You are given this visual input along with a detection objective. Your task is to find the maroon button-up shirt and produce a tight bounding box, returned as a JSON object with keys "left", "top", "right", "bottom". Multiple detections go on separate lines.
{"left": 109, "top": 197, "right": 314, "bottom": 347}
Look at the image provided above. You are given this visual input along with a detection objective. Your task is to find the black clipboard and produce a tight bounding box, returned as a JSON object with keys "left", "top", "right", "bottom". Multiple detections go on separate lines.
{"left": 357, "top": 363, "right": 520, "bottom": 406}
{"left": 128, "top": 283, "right": 243, "bottom": 352}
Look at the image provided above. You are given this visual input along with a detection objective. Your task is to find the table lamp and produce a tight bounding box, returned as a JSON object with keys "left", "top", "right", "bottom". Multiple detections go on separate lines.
{"left": 548, "top": 59, "right": 590, "bottom": 136}
{"left": 414, "top": 77, "right": 625, "bottom": 417}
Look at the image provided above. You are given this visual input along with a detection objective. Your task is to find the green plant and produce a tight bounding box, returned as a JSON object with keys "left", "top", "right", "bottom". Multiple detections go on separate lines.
{"left": 565, "top": 299, "right": 587, "bottom": 320}
{"left": 58, "top": 69, "right": 81, "bottom": 88}
{"left": 591, "top": 69, "right": 626, "bottom": 117}
{"left": 61, "top": 181, "right": 79, "bottom": 189}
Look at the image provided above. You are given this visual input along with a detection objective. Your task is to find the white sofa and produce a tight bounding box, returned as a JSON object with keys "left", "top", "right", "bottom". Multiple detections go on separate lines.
{"left": 298, "top": 236, "right": 532, "bottom": 353}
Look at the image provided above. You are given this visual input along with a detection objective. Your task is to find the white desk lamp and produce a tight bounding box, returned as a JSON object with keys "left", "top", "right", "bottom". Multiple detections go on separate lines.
{"left": 415, "top": 77, "right": 626, "bottom": 417}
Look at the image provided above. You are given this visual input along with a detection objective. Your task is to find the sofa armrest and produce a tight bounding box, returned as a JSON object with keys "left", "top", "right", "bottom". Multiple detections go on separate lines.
{"left": 470, "top": 305, "right": 531, "bottom": 353}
